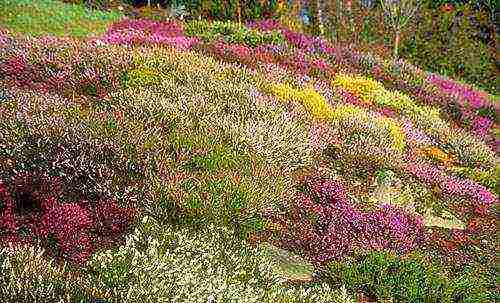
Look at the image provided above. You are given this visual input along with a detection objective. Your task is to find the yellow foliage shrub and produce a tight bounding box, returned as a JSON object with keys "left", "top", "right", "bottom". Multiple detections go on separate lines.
{"left": 270, "top": 83, "right": 334, "bottom": 121}
{"left": 269, "top": 83, "right": 406, "bottom": 152}
{"left": 331, "top": 73, "right": 385, "bottom": 105}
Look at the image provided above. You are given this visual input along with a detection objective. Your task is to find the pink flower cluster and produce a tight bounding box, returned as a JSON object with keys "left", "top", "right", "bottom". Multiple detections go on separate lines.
{"left": 277, "top": 177, "right": 425, "bottom": 265}
{"left": 401, "top": 120, "right": 437, "bottom": 147}
{"left": 213, "top": 41, "right": 252, "bottom": 61}
{"left": 405, "top": 157, "right": 496, "bottom": 216}
{"left": 108, "top": 19, "right": 184, "bottom": 37}
{"left": 427, "top": 74, "right": 495, "bottom": 137}
{"left": 0, "top": 173, "right": 136, "bottom": 265}
{"left": 248, "top": 19, "right": 334, "bottom": 55}
{"left": 308, "top": 122, "right": 341, "bottom": 151}
{"left": 99, "top": 19, "right": 199, "bottom": 50}
{"left": 0, "top": 34, "right": 131, "bottom": 100}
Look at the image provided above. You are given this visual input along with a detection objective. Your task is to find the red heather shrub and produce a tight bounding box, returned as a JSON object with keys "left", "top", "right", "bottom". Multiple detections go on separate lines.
{"left": 0, "top": 173, "right": 136, "bottom": 266}
{"left": 38, "top": 197, "right": 94, "bottom": 264}
{"left": 0, "top": 34, "right": 132, "bottom": 100}
{"left": 107, "top": 19, "right": 184, "bottom": 37}
{"left": 276, "top": 177, "right": 425, "bottom": 265}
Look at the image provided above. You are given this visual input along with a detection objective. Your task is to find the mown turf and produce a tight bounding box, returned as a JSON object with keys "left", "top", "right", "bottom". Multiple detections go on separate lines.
{"left": 0, "top": 0, "right": 122, "bottom": 38}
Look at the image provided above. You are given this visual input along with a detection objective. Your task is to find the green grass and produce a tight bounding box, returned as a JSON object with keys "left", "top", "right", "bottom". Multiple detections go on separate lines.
{"left": 0, "top": 0, "right": 122, "bottom": 38}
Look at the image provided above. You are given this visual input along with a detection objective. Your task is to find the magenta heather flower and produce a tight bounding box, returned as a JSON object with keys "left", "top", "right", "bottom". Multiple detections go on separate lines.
{"left": 280, "top": 177, "right": 425, "bottom": 265}
{"left": 247, "top": 19, "right": 284, "bottom": 32}
{"left": 427, "top": 74, "right": 495, "bottom": 134}
{"left": 406, "top": 159, "right": 496, "bottom": 216}
{"left": 99, "top": 18, "right": 197, "bottom": 51}
{"left": 401, "top": 120, "right": 437, "bottom": 147}
{"left": 0, "top": 173, "right": 137, "bottom": 265}
{"left": 471, "top": 116, "right": 493, "bottom": 137}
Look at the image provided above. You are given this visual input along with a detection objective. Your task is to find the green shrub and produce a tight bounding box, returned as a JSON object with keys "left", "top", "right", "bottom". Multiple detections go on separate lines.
{"left": 185, "top": 20, "right": 285, "bottom": 47}
{"left": 325, "top": 251, "right": 498, "bottom": 302}
{"left": 401, "top": 3, "right": 496, "bottom": 93}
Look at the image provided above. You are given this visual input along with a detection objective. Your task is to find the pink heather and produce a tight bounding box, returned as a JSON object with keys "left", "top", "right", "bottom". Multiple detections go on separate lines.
{"left": 285, "top": 178, "right": 425, "bottom": 264}
{"left": 407, "top": 160, "right": 495, "bottom": 215}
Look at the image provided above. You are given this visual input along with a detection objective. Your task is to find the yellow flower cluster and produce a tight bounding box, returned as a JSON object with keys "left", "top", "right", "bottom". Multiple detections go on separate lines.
{"left": 331, "top": 73, "right": 386, "bottom": 105}
{"left": 125, "top": 67, "right": 162, "bottom": 87}
{"left": 377, "top": 116, "right": 406, "bottom": 152}
{"left": 270, "top": 83, "right": 335, "bottom": 121}
{"left": 332, "top": 73, "right": 419, "bottom": 115}
{"left": 269, "top": 83, "right": 406, "bottom": 151}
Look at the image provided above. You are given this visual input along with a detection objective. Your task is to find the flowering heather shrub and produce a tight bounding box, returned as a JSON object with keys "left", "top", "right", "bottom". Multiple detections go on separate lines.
{"left": 108, "top": 19, "right": 184, "bottom": 37}
{"left": 185, "top": 20, "right": 285, "bottom": 48}
{"left": 405, "top": 157, "right": 496, "bottom": 216}
{"left": 87, "top": 215, "right": 355, "bottom": 303}
{"left": 116, "top": 48, "right": 312, "bottom": 174}
{"left": 0, "top": 245, "right": 98, "bottom": 302}
{"left": 331, "top": 73, "right": 385, "bottom": 105}
{"left": 0, "top": 33, "right": 132, "bottom": 99}
{"left": 275, "top": 177, "right": 425, "bottom": 265}
{"left": 427, "top": 73, "right": 496, "bottom": 137}
{"left": 266, "top": 78, "right": 405, "bottom": 154}
{"left": 319, "top": 42, "right": 496, "bottom": 139}
{"left": 0, "top": 173, "right": 136, "bottom": 265}
{"left": 330, "top": 104, "right": 406, "bottom": 152}
{"left": 270, "top": 83, "right": 334, "bottom": 121}
{"left": 98, "top": 19, "right": 199, "bottom": 50}
{"left": 248, "top": 19, "right": 333, "bottom": 55}
{"left": 308, "top": 122, "right": 341, "bottom": 152}
{"left": 329, "top": 73, "right": 495, "bottom": 169}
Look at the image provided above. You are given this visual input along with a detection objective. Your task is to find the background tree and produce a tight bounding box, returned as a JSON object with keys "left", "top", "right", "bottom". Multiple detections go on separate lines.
{"left": 380, "top": 0, "right": 421, "bottom": 59}
{"left": 311, "top": 0, "right": 325, "bottom": 36}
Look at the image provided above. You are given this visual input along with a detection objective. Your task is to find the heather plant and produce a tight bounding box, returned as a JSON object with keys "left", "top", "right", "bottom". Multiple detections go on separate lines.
{"left": 330, "top": 73, "right": 495, "bottom": 170}
{"left": 0, "top": 172, "right": 136, "bottom": 266}
{"left": 404, "top": 156, "right": 496, "bottom": 216}
{"left": 98, "top": 18, "right": 199, "bottom": 50}
{"left": 273, "top": 177, "right": 425, "bottom": 266}
{"left": 0, "top": 34, "right": 133, "bottom": 100}
{"left": 116, "top": 50, "right": 313, "bottom": 173}
{"left": 0, "top": 244, "right": 98, "bottom": 302}
{"left": 86, "top": 215, "right": 356, "bottom": 303}
{"left": 329, "top": 104, "right": 406, "bottom": 153}
{"left": 325, "top": 250, "right": 497, "bottom": 302}
{"left": 323, "top": 42, "right": 497, "bottom": 138}
{"left": 185, "top": 19, "right": 285, "bottom": 48}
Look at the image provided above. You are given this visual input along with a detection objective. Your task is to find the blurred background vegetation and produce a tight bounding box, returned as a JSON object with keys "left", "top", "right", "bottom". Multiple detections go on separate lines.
{"left": 63, "top": 0, "right": 496, "bottom": 93}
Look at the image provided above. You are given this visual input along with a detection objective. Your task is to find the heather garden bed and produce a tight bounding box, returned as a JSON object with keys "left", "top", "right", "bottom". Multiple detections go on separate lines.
{"left": 0, "top": 1, "right": 498, "bottom": 302}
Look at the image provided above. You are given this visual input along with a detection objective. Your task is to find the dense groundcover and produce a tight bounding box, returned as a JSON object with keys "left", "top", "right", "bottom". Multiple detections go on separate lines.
{"left": 0, "top": 3, "right": 499, "bottom": 302}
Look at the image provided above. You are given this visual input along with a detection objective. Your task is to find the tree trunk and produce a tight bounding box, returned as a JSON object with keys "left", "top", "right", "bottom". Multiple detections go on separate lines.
{"left": 236, "top": 0, "right": 241, "bottom": 24}
{"left": 311, "top": 0, "right": 324, "bottom": 36}
{"left": 393, "top": 29, "right": 400, "bottom": 59}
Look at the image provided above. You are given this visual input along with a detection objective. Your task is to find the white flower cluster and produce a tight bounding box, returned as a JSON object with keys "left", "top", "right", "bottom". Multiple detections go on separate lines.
{"left": 0, "top": 244, "right": 92, "bottom": 302}
{"left": 87, "top": 215, "right": 355, "bottom": 303}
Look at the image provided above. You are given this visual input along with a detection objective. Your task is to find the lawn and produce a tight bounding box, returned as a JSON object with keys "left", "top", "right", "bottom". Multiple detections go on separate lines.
{"left": 0, "top": 0, "right": 122, "bottom": 38}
